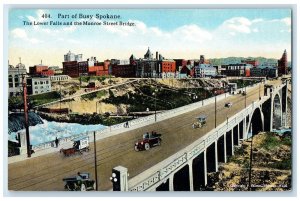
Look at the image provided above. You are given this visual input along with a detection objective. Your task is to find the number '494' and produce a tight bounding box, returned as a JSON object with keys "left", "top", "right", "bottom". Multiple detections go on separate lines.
{"left": 42, "top": 14, "right": 51, "bottom": 18}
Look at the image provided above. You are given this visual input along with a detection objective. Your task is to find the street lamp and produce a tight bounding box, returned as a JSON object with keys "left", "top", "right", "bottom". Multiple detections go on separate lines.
{"left": 153, "top": 88, "right": 158, "bottom": 122}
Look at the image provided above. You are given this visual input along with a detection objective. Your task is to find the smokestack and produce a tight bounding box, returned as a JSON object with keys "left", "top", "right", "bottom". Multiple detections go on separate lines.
{"left": 156, "top": 51, "right": 158, "bottom": 60}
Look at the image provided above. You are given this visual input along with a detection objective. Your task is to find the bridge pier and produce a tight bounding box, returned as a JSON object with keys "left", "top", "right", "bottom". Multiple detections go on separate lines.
{"left": 243, "top": 118, "right": 247, "bottom": 139}
{"left": 188, "top": 161, "right": 194, "bottom": 191}
{"left": 169, "top": 173, "right": 174, "bottom": 191}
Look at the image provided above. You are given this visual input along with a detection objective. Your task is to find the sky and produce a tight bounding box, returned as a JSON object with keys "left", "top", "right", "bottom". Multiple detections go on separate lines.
{"left": 8, "top": 9, "right": 292, "bottom": 68}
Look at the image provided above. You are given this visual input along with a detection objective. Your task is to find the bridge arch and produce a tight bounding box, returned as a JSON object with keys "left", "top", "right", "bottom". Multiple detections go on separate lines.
{"left": 246, "top": 107, "right": 264, "bottom": 137}
{"left": 273, "top": 93, "right": 282, "bottom": 129}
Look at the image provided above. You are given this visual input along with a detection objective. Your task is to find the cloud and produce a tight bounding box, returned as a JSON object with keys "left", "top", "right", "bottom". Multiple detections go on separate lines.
{"left": 281, "top": 17, "right": 291, "bottom": 26}
{"left": 222, "top": 17, "right": 253, "bottom": 33}
{"left": 11, "top": 28, "right": 42, "bottom": 44}
{"left": 11, "top": 28, "right": 27, "bottom": 39}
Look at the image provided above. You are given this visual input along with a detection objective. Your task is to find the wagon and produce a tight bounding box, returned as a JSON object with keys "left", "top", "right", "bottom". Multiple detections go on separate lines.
{"left": 192, "top": 115, "right": 207, "bottom": 129}
{"left": 63, "top": 172, "right": 96, "bottom": 191}
{"left": 60, "top": 136, "right": 90, "bottom": 157}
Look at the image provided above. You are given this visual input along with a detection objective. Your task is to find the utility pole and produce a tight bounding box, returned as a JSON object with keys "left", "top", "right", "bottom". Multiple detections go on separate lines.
{"left": 59, "top": 81, "right": 62, "bottom": 110}
{"left": 93, "top": 131, "right": 98, "bottom": 191}
{"left": 215, "top": 92, "right": 217, "bottom": 128}
{"left": 244, "top": 79, "right": 247, "bottom": 108}
{"left": 22, "top": 75, "right": 31, "bottom": 158}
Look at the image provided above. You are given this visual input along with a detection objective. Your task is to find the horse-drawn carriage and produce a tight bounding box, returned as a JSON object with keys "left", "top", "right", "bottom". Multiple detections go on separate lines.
{"left": 60, "top": 136, "right": 90, "bottom": 157}
{"left": 192, "top": 115, "right": 207, "bottom": 129}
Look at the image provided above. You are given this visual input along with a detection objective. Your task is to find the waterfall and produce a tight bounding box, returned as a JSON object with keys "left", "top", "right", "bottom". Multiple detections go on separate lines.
{"left": 8, "top": 112, "right": 43, "bottom": 134}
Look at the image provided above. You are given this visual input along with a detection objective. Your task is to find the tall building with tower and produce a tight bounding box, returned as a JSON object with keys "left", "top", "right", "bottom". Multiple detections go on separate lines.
{"left": 8, "top": 59, "right": 27, "bottom": 97}
{"left": 278, "top": 49, "right": 288, "bottom": 75}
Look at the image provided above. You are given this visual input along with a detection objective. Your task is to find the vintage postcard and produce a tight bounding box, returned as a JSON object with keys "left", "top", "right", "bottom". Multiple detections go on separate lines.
{"left": 6, "top": 7, "right": 292, "bottom": 192}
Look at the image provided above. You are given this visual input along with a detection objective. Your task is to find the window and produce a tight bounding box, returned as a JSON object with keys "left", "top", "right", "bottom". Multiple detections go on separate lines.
{"left": 14, "top": 75, "right": 19, "bottom": 83}
{"left": 35, "top": 86, "right": 38, "bottom": 89}
{"left": 9, "top": 75, "right": 13, "bottom": 83}
{"left": 34, "top": 81, "right": 37, "bottom": 85}
{"left": 35, "top": 91, "right": 38, "bottom": 94}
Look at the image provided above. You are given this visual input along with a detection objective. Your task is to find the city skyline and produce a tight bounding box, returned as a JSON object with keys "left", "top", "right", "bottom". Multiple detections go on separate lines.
{"left": 9, "top": 9, "right": 292, "bottom": 68}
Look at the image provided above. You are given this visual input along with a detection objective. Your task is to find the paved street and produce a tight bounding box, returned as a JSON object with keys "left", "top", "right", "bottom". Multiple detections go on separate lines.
{"left": 8, "top": 80, "right": 281, "bottom": 191}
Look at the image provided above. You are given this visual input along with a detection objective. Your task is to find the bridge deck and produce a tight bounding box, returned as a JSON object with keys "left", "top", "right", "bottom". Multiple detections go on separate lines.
{"left": 8, "top": 80, "right": 282, "bottom": 191}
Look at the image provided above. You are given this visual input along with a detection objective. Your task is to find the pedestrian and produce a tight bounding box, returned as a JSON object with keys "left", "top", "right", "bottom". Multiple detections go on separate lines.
{"left": 55, "top": 137, "right": 59, "bottom": 148}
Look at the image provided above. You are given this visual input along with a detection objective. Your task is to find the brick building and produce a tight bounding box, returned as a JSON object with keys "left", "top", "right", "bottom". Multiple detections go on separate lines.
{"left": 29, "top": 65, "right": 48, "bottom": 75}
{"left": 40, "top": 69, "right": 54, "bottom": 77}
{"left": 62, "top": 61, "right": 78, "bottom": 78}
{"left": 111, "top": 64, "right": 136, "bottom": 77}
{"left": 161, "top": 60, "right": 176, "bottom": 73}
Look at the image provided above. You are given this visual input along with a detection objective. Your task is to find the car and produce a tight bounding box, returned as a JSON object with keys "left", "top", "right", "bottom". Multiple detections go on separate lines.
{"left": 192, "top": 115, "right": 207, "bottom": 129}
{"left": 242, "top": 91, "right": 247, "bottom": 96}
{"left": 225, "top": 102, "right": 233, "bottom": 108}
{"left": 63, "top": 172, "right": 96, "bottom": 191}
{"left": 135, "top": 132, "right": 162, "bottom": 151}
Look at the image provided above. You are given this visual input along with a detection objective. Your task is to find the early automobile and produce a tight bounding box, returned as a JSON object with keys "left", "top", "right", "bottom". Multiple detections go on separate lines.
{"left": 135, "top": 132, "right": 162, "bottom": 151}
{"left": 63, "top": 172, "right": 96, "bottom": 191}
{"left": 60, "top": 136, "right": 90, "bottom": 157}
{"left": 242, "top": 91, "right": 247, "bottom": 96}
{"left": 225, "top": 102, "right": 233, "bottom": 108}
{"left": 192, "top": 115, "right": 207, "bottom": 129}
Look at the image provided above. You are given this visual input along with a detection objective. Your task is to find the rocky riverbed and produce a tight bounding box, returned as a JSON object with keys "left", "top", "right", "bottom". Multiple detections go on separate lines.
{"left": 205, "top": 132, "right": 292, "bottom": 191}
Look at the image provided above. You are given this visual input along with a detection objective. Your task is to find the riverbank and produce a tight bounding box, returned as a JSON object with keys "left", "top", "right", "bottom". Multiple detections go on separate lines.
{"left": 205, "top": 132, "right": 292, "bottom": 191}
{"left": 38, "top": 111, "right": 132, "bottom": 126}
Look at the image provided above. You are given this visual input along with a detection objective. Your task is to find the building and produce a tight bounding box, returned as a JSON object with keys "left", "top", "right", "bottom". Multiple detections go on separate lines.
{"left": 49, "top": 66, "right": 63, "bottom": 74}
{"left": 199, "top": 55, "right": 210, "bottom": 64}
{"left": 50, "top": 75, "right": 71, "bottom": 82}
{"left": 62, "top": 61, "right": 78, "bottom": 78}
{"left": 194, "top": 64, "right": 217, "bottom": 77}
{"left": 221, "top": 63, "right": 252, "bottom": 77}
{"left": 64, "top": 51, "right": 82, "bottom": 62}
{"left": 40, "top": 69, "right": 54, "bottom": 77}
{"left": 161, "top": 60, "right": 176, "bottom": 73}
{"left": 241, "top": 59, "right": 259, "bottom": 67}
{"left": 111, "top": 64, "right": 136, "bottom": 77}
{"left": 29, "top": 65, "right": 48, "bottom": 75}
{"left": 135, "top": 48, "right": 160, "bottom": 78}
{"left": 250, "top": 66, "right": 278, "bottom": 78}
{"left": 8, "top": 62, "right": 27, "bottom": 97}
{"left": 174, "top": 59, "right": 188, "bottom": 71}
{"left": 278, "top": 49, "right": 288, "bottom": 75}
{"left": 26, "top": 77, "right": 51, "bottom": 95}
{"left": 78, "top": 61, "right": 89, "bottom": 76}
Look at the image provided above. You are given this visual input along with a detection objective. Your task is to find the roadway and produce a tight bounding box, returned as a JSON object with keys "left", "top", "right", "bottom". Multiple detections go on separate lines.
{"left": 8, "top": 80, "right": 282, "bottom": 191}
